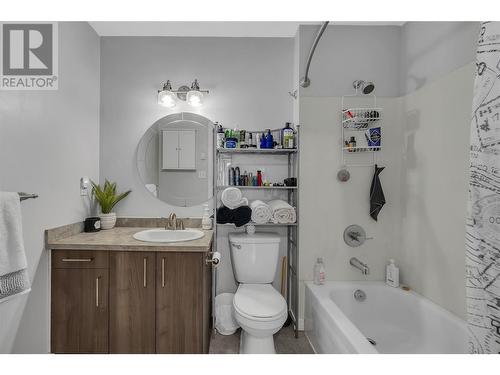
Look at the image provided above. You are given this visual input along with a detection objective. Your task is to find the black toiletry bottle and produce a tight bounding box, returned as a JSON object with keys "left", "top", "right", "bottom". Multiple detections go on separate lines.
{"left": 235, "top": 167, "right": 240, "bottom": 186}
{"left": 350, "top": 136, "right": 356, "bottom": 152}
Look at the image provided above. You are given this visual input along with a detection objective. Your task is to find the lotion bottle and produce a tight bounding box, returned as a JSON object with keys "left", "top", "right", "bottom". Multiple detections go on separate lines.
{"left": 386, "top": 259, "right": 399, "bottom": 288}
{"left": 202, "top": 204, "right": 212, "bottom": 230}
{"left": 313, "top": 258, "right": 326, "bottom": 285}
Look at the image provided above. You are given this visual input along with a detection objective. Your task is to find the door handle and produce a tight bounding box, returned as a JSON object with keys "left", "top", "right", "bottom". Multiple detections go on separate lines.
{"left": 95, "top": 277, "right": 100, "bottom": 307}
{"left": 161, "top": 257, "right": 165, "bottom": 288}
{"left": 143, "top": 257, "right": 147, "bottom": 288}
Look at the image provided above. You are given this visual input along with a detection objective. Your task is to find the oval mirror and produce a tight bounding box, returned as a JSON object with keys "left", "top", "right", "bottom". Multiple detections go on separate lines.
{"left": 137, "top": 112, "right": 214, "bottom": 207}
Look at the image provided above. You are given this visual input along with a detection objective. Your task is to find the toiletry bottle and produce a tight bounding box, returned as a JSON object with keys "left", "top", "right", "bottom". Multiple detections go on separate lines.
{"left": 229, "top": 167, "right": 235, "bottom": 186}
{"left": 349, "top": 136, "right": 357, "bottom": 152}
{"left": 282, "top": 122, "right": 294, "bottom": 149}
{"left": 216, "top": 122, "right": 225, "bottom": 149}
{"left": 386, "top": 259, "right": 400, "bottom": 288}
{"left": 265, "top": 129, "right": 274, "bottom": 149}
{"left": 235, "top": 167, "right": 240, "bottom": 186}
{"left": 313, "top": 258, "right": 326, "bottom": 285}
{"left": 202, "top": 204, "right": 212, "bottom": 230}
{"left": 257, "top": 170, "right": 262, "bottom": 186}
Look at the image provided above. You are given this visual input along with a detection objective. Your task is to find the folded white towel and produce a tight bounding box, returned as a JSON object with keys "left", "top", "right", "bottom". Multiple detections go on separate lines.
{"left": 249, "top": 200, "right": 272, "bottom": 224}
{"left": 268, "top": 199, "right": 297, "bottom": 224}
{"left": 221, "top": 187, "right": 248, "bottom": 209}
{"left": 0, "top": 192, "right": 31, "bottom": 303}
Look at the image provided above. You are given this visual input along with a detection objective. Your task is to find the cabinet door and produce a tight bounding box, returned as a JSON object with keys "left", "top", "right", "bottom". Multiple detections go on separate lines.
{"left": 156, "top": 252, "right": 209, "bottom": 353}
{"left": 109, "top": 252, "right": 156, "bottom": 353}
{"left": 162, "top": 130, "right": 179, "bottom": 169}
{"left": 51, "top": 268, "right": 108, "bottom": 353}
{"left": 178, "top": 130, "right": 196, "bottom": 169}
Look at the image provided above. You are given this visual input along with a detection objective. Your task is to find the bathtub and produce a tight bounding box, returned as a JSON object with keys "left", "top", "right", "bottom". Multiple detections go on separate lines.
{"left": 304, "top": 281, "right": 467, "bottom": 354}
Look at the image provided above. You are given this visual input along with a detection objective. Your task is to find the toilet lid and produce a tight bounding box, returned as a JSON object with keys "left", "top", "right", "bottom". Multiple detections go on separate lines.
{"left": 234, "top": 284, "right": 287, "bottom": 319}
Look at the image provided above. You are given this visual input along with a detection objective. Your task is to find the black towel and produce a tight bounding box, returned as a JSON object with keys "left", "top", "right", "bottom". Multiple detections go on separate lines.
{"left": 216, "top": 205, "right": 252, "bottom": 227}
{"left": 370, "top": 165, "right": 386, "bottom": 221}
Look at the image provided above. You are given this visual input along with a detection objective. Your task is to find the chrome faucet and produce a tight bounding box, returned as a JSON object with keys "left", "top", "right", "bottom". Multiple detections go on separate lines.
{"left": 165, "top": 213, "right": 184, "bottom": 230}
{"left": 350, "top": 257, "right": 370, "bottom": 275}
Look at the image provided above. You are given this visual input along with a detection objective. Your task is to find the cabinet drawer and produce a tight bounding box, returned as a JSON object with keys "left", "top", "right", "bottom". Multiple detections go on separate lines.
{"left": 52, "top": 250, "right": 109, "bottom": 269}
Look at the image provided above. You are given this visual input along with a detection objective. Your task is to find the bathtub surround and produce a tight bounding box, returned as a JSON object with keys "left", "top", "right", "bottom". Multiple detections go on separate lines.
{"left": 0, "top": 22, "right": 100, "bottom": 353}
{"left": 466, "top": 22, "right": 500, "bottom": 354}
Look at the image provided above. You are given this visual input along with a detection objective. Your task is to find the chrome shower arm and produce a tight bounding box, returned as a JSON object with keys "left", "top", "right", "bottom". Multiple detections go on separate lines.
{"left": 300, "top": 21, "right": 329, "bottom": 88}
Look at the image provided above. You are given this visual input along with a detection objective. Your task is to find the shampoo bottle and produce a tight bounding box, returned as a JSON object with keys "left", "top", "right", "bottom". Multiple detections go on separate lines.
{"left": 202, "top": 204, "right": 212, "bottom": 230}
{"left": 386, "top": 259, "right": 399, "bottom": 288}
{"left": 313, "top": 258, "right": 326, "bottom": 285}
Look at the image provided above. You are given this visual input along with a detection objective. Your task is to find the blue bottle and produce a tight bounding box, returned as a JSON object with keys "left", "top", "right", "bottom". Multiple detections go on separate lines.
{"left": 264, "top": 129, "right": 274, "bottom": 149}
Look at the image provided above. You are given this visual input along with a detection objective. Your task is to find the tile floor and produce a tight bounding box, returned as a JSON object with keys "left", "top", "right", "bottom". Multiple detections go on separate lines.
{"left": 209, "top": 324, "right": 314, "bottom": 354}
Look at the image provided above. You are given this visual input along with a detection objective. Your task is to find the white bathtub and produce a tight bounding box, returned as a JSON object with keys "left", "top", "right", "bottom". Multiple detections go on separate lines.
{"left": 305, "top": 281, "right": 467, "bottom": 354}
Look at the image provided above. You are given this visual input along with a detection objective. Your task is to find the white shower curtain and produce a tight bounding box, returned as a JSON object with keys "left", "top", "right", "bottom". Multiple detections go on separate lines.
{"left": 466, "top": 21, "right": 500, "bottom": 354}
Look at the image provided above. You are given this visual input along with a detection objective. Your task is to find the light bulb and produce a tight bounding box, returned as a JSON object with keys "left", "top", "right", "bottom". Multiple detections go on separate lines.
{"left": 158, "top": 90, "right": 177, "bottom": 108}
{"left": 186, "top": 90, "right": 204, "bottom": 107}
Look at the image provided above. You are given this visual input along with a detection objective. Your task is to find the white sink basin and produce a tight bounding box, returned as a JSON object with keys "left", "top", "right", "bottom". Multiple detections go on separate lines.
{"left": 133, "top": 228, "right": 205, "bottom": 243}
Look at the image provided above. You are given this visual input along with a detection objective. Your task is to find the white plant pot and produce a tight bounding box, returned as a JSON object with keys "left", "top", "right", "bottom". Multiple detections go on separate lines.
{"left": 100, "top": 212, "right": 116, "bottom": 230}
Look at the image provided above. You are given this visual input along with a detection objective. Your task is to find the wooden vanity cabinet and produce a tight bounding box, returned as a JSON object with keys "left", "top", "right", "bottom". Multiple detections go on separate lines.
{"left": 51, "top": 250, "right": 109, "bottom": 354}
{"left": 51, "top": 249, "right": 211, "bottom": 354}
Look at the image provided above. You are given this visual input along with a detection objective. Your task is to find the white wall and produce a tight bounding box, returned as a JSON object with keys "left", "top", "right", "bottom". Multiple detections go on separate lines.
{"left": 298, "top": 25, "right": 402, "bottom": 97}
{"left": 0, "top": 22, "right": 100, "bottom": 353}
{"left": 100, "top": 36, "right": 294, "bottom": 218}
{"left": 99, "top": 36, "right": 294, "bottom": 294}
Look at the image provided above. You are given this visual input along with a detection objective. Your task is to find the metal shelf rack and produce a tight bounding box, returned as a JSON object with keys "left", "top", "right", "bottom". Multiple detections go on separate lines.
{"left": 212, "top": 125, "right": 300, "bottom": 338}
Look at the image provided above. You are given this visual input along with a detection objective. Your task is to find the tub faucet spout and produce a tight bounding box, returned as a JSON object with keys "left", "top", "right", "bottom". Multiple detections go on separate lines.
{"left": 350, "top": 257, "right": 370, "bottom": 275}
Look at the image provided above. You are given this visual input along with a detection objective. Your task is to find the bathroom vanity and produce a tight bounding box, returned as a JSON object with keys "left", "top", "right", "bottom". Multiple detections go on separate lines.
{"left": 45, "top": 220, "right": 213, "bottom": 354}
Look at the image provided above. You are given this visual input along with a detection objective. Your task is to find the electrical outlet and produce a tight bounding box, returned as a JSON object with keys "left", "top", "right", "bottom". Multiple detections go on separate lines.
{"left": 198, "top": 171, "right": 207, "bottom": 179}
{"left": 80, "top": 176, "right": 90, "bottom": 196}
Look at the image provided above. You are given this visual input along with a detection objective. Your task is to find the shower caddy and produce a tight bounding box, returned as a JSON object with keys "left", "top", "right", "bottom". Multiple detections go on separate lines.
{"left": 212, "top": 126, "right": 301, "bottom": 338}
{"left": 341, "top": 94, "right": 383, "bottom": 167}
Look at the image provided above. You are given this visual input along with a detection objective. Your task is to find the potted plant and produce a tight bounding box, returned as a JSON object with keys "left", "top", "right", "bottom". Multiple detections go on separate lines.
{"left": 91, "top": 179, "right": 131, "bottom": 230}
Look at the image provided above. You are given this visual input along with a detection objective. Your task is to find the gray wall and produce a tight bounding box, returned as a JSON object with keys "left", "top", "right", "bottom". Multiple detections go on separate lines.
{"left": 400, "top": 22, "right": 480, "bottom": 95}
{"left": 0, "top": 22, "right": 100, "bottom": 353}
{"left": 298, "top": 25, "right": 402, "bottom": 97}
{"left": 99, "top": 36, "right": 294, "bottom": 218}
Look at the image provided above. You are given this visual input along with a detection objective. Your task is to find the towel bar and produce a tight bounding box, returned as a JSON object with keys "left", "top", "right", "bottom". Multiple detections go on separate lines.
{"left": 18, "top": 192, "right": 38, "bottom": 201}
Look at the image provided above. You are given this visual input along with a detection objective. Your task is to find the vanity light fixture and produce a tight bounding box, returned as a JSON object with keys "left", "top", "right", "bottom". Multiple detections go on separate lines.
{"left": 157, "top": 79, "right": 209, "bottom": 107}
{"left": 157, "top": 80, "right": 177, "bottom": 108}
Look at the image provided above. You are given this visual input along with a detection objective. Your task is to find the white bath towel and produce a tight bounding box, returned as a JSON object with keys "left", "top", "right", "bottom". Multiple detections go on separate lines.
{"left": 221, "top": 187, "right": 248, "bottom": 209}
{"left": 0, "top": 192, "right": 31, "bottom": 303}
{"left": 268, "top": 199, "right": 297, "bottom": 224}
{"left": 249, "top": 200, "right": 272, "bottom": 224}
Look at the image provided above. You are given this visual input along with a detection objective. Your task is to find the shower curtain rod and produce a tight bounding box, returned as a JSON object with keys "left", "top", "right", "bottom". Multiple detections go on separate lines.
{"left": 300, "top": 21, "right": 329, "bottom": 88}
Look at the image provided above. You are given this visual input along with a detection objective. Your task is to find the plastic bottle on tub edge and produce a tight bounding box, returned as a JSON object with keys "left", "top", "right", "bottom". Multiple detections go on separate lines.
{"left": 386, "top": 259, "right": 399, "bottom": 288}
{"left": 202, "top": 204, "right": 212, "bottom": 230}
{"left": 313, "top": 258, "right": 325, "bottom": 285}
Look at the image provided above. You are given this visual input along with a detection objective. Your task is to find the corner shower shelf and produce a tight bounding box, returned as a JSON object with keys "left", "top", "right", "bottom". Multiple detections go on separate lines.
{"left": 342, "top": 107, "right": 382, "bottom": 130}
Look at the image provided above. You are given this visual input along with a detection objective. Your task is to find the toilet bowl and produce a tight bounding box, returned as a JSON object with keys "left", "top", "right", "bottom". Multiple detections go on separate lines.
{"left": 233, "top": 284, "right": 287, "bottom": 354}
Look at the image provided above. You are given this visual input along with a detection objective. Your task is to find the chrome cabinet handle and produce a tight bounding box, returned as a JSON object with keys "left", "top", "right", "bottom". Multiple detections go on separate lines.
{"left": 62, "top": 258, "right": 93, "bottom": 262}
{"left": 161, "top": 258, "right": 165, "bottom": 288}
{"left": 95, "top": 277, "right": 100, "bottom": 307}
{"left": 143, "top": 258, "right": 147, "bottom": 288}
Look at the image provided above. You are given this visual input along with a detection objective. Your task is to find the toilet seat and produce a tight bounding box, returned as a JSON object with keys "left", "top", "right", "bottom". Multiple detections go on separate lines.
{"left": 233, "top": 284, "right": 287, "bottom": 321}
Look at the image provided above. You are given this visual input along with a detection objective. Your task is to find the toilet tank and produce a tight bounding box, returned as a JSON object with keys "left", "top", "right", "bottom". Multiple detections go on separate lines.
{"left": 229, "top": 232, "right": 281, "bottom": 284}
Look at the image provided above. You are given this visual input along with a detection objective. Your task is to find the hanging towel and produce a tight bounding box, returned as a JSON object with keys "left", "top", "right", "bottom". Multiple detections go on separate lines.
{"left": 216, "top": 205, "right": 252, "bottom": 227}
{"left": 0, "top": 192, "right": 31, "bottom": 303}
{"left": 369, "top": 165, "right": 386, "bottom": 221}
{"left": 221, "top": 187, "right": 248, "bottom": 209}
{"left": 268, "top": 200, "right": 297, "bottom": 224}
{"left": 249, "top": 200, "right": 272, "bottom": 224}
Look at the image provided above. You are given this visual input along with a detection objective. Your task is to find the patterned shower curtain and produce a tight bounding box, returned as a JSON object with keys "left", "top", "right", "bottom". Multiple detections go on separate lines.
{"left": 466, "top": 21, "right": 500, "bottom": 354}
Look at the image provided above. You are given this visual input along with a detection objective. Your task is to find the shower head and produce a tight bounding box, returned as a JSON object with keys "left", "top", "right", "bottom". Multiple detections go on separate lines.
{"left": 353, "top": 80, "right": 375, "bottom": 95}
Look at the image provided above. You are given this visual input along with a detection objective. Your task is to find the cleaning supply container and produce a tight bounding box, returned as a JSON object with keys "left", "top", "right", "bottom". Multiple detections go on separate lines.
{"left": 215, "top": 293, "right": 240, "bottom": 335}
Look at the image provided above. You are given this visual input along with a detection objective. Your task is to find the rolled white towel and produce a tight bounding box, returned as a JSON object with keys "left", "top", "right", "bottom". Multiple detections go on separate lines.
{"left": 249, "top": 200, "right": 272, "bottom": 224}
{"left": 268, "top": 199, "right": 297, "bottom": 224}
{"left": 221, "top": 187, "right": 248, "bottom": 209}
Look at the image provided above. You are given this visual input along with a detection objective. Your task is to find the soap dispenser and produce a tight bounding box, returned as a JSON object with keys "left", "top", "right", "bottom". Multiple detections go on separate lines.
{"left": 202, "top": 204, "right": 212, "bottom": 230}
{"left": 386, "top": 259, "right": 399, "bottom": 288}
{"left": 313, "top": 258, "right": 326, "bottom": 285}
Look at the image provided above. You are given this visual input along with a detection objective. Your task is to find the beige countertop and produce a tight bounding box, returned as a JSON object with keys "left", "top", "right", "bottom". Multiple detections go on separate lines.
{"left": 47, "top": 226, "right": 213, "bottom": 253}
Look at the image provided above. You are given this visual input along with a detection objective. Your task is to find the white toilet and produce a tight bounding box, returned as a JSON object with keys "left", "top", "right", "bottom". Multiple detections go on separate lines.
{"left": 229, "top": 232, "right": 287, "bottom": 354}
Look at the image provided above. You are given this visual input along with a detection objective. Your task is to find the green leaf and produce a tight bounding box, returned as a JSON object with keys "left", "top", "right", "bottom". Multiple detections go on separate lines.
{"left": 91, "top": 179, "right": 132, "bottom": 214}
